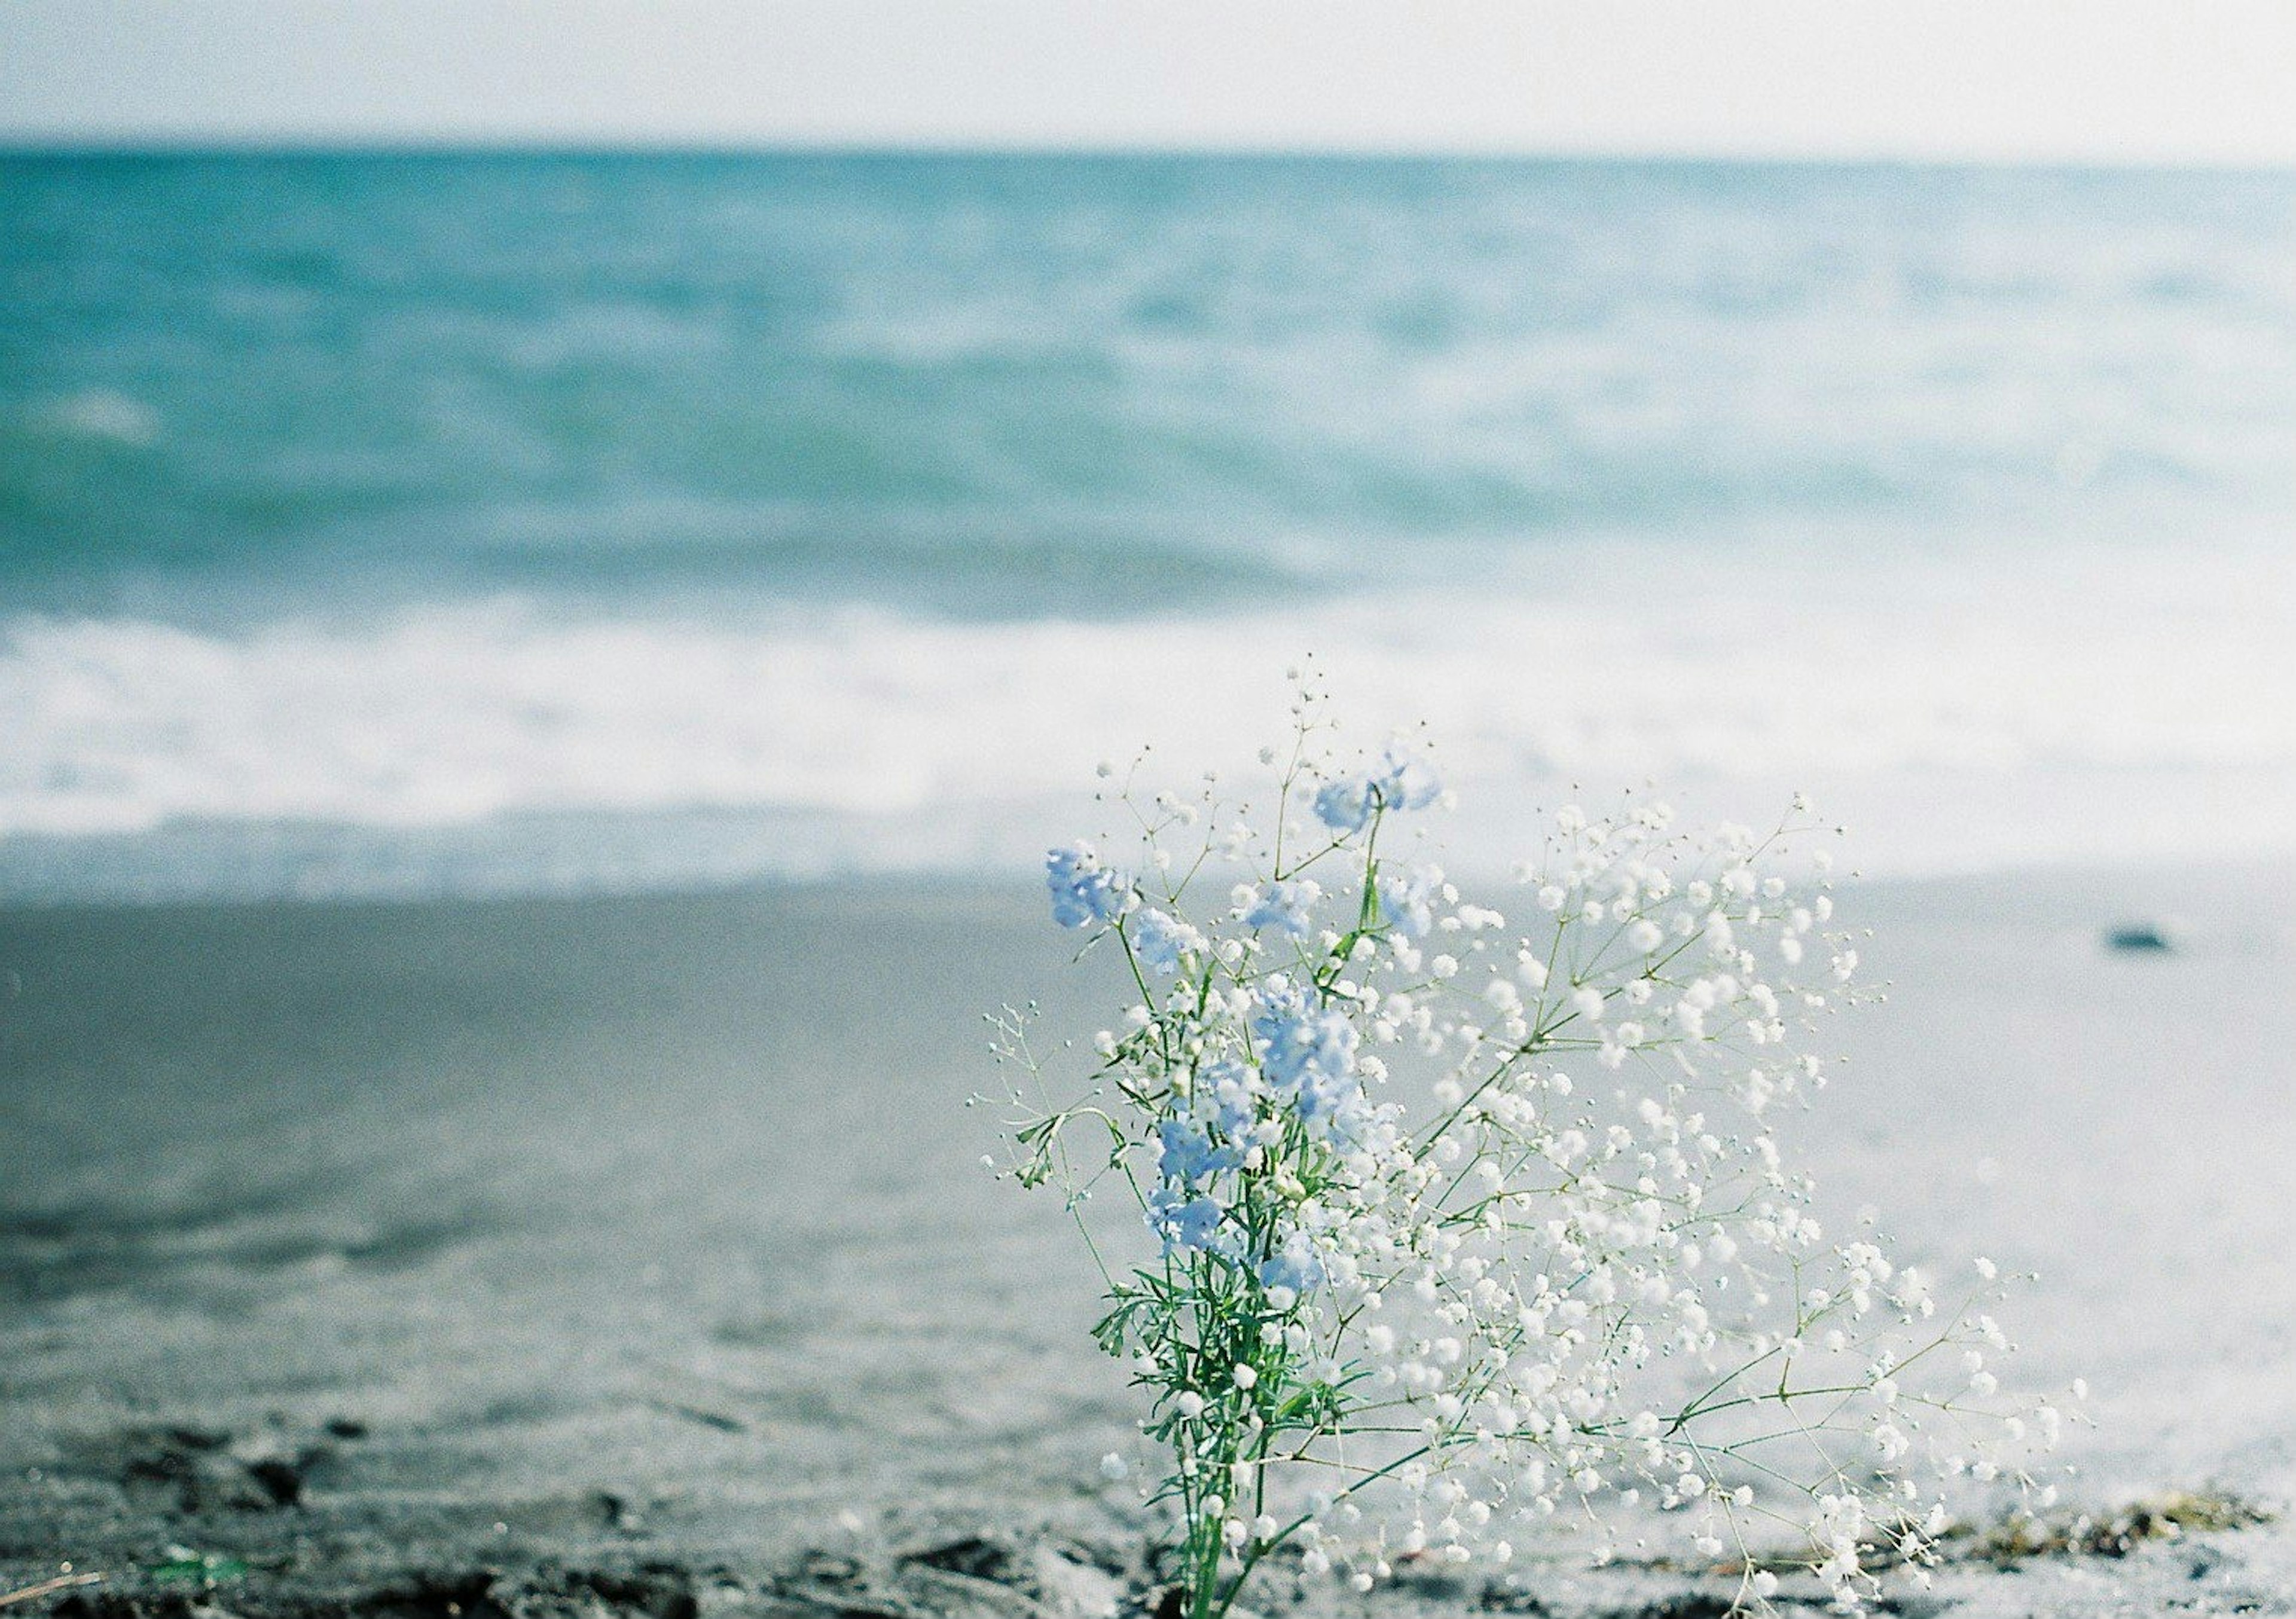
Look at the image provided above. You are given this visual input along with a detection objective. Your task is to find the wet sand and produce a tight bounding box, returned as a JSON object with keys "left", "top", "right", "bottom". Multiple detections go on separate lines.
{"left": 3, "top": 867, "right": 2294, "bottom": 1615}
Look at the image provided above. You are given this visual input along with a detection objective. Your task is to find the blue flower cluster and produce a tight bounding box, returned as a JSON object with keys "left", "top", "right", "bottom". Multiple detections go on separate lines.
{"left": 1375, "top": 865, "right": 1438, "bottom": 940}
{"left": 1146, "top": 1187, "right": 1225, "bottom": 1256}
{"left": 1242, "top": 879, "right": 1318, "bottom": 938}
{"left": 1158, "top": 1116, "right": 1241, "bottom": 1187}
{"left": 1257, "top": 1230, "right": 1327, "bottom": 1297}
{"left": 1132, "top": 908, "right": 1201, "bottom": 973}
{"left": 1146, "top": 1110, "right": 1244, "bottom": 1259}
{"left": 1250, "top": 978, "right": 1363, "bottom": 1137}
{"left": 1196, "top": 1057, "right": 1258, "bottom": 1141}
{"left": 1045, "top": 844, "right": 1130, "bottom": 928}
{"left": 1312, "top": 749, "right": 1443, "bottom": 835}
{"left": 1142, "top": 1061, "right": 1332, "bottom": 1299}
{"left": 1149, "top": 1108, "right": 1328, "bottom": 1302}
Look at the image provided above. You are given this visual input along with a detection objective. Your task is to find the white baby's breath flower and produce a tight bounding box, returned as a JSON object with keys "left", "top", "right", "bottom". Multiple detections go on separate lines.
{"left": 999, "top": 707, "right": 2054, "bottom": 1619}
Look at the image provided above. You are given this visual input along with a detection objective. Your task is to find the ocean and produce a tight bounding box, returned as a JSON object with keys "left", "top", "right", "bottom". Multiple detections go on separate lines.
{"left": 5, "top": 151, "right": 2294, "bottom": 902}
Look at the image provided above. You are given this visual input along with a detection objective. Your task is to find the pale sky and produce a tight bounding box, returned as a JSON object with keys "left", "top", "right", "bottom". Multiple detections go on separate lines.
{"left": 4, "top": 0, "right": 2295, "bottom": 165}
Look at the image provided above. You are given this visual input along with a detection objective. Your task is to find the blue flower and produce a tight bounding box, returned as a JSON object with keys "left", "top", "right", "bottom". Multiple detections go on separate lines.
{"left": 1312, "top": 778, "right": 1379, "bottom": 835}
{"left": 1046, "top": 844, "right": 1129, "bottom": 928}
{"left": 1250, "top": 978, "right": 1363, "bottom": 1136}
{"left": 1258, "top": 1232, "right": 1327, "bottom": 1297}
{"left": 1377, "top": 749, "right": 1443, "bottom": 812}
{"left": 1146, "top": 1188, "right": 1226, "bottom": 1257}
{"left": 1198, "top": 1057, "right": 1258, "bottom": 1141}
{"left": 1243, "top": 879, "right": 1318, "bottom": 938}
{"left": 1376, "top": 866, "right": 1437, "bottom": 940}
{"left": 1131, "top": 908, "right": 1202, "bottom": 973}
{"left": 1310, "top": 748, "right": 1443, "bottom": 835}
{"left": 1158, "top": 1117, "right": 1241, "bottom": 1187}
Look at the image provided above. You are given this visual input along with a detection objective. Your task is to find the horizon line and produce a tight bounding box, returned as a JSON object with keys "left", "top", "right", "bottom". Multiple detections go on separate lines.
{"left": 5, "top": 135, "right": 2294, "bottom": 178}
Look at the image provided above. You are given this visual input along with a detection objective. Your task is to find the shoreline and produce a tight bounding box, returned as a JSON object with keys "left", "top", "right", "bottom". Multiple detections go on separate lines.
{"left": 4, "top": 841, "right": 2292, "bottom": 917}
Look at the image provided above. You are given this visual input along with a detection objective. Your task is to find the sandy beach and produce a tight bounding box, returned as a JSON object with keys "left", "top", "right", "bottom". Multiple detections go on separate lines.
{"left": 5, "top": 864, "right": 2293, "bottom": 1617}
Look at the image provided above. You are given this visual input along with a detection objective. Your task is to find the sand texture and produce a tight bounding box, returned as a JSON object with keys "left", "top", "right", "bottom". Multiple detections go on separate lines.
{"left": 4, "top": 870, "right": 2294, "bottom": 1615}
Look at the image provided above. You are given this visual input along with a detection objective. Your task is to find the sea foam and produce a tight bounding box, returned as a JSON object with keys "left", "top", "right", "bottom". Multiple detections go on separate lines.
{"left": 5, "top": 532, "right": 2291, "bottom": 897}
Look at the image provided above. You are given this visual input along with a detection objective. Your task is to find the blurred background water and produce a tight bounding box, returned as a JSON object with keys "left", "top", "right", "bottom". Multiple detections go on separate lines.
{"left": 5, "top": 152, "right": 2295, "bottom": 900}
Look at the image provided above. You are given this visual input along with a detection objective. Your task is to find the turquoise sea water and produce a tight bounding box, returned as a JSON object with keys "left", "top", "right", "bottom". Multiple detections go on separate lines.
{"left": 4, "top": 153, "right": 2295, "bottom": 897}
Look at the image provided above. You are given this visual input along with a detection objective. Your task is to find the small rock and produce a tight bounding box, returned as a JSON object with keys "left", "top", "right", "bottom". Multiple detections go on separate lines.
{"left": 241, "top": 1456, "right": 304, "bottom": 1509}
